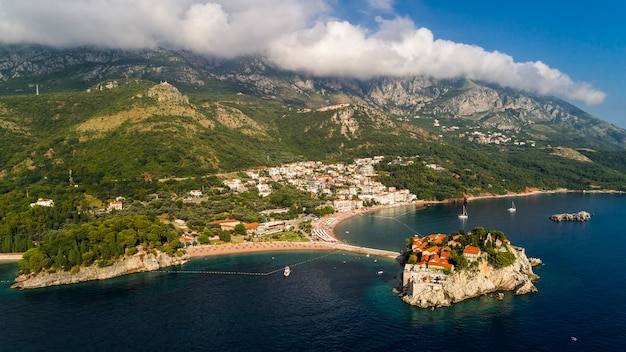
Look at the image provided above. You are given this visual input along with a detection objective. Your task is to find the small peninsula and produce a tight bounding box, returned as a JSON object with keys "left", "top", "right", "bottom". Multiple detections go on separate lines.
{"left": 12, "top": 249, "right": 188, "bottom": 289}
{"left": 11, "top": 215, "right": 187, "bottom": 289}
{"left": 398, "top": 227, "right": 540, "bottom": 309}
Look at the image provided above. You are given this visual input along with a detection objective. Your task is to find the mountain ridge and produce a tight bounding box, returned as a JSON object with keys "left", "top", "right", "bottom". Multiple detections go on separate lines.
{"left": 2, "top": 44, "right": 626, "bottom": 198}
{"left": 2, "top": 44, "right": 624, "bottom": 152}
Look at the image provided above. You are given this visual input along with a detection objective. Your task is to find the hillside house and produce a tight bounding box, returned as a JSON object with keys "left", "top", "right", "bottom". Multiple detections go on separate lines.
{"left": 108, "top": 201, "right": 123, "bottom": 211}
{"left": 223, "top": 179, "right": 244, "bottom": 192}
{"left": 30, "top": 198, "right": 54, "bottom": 207}
{"left": 211, "top": 219, "right": 241, "bottom": 231}
{"left": 463, "top": 246, "right": 481, "bottom": 262}
{"left": 256, "top": 183, "right": 272, "bottom": 197}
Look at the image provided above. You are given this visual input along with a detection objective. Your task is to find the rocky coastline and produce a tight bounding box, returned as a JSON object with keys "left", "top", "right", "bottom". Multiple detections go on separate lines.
{"left": 11, "top": 251, "right": 189, "bottom": 289}
{"left": 398, "top": 245, "right": 540, "bottom": 309}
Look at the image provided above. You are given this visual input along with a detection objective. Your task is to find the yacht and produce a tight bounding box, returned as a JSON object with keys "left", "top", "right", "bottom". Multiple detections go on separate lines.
{"left": 507, "top": 201, "right": 516, "bottom": 212}
{"left": 284, "top": 266, "right": 290, "bottom": 277}
{"left": 458, "top": 205, "right": 468, "bottom": 220}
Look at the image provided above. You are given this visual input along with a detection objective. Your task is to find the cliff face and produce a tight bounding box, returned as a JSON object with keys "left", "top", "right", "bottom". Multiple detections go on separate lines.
{"left": 400, "top": 246, "right": 539, "bottom": 308}
{"left": 12, "top": 251, "right": 189, "bottom": 289}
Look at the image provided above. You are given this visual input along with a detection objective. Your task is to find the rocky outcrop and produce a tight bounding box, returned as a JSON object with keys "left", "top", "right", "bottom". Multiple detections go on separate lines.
{"left": 399, "top": 246, "right": 539, "bottom": 309}
{"left": 11, "top": 251, "right": 189, "bottom": 289}
{"left": 550, "top": 211, "right": 591, "bottom": 222}
{"left": 144, "top": 81, "right": 189, "bottom": 104}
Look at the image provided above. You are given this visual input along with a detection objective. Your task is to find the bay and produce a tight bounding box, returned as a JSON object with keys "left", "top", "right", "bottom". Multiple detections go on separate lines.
{"left": 1, "top": 192, "right": 624, "bottom": 351}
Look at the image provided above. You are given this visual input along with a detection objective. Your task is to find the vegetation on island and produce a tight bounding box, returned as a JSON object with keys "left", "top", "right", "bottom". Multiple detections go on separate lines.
{"left": 18, "top": 215, "right": 184, "bottom": 275}
{"left": 405, "top": 227, "right": 516, "bottom": 272}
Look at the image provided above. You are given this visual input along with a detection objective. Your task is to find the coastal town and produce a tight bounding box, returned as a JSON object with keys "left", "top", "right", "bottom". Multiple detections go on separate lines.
{"left": 186, "top": 156, "right": 417, "bottom": 245}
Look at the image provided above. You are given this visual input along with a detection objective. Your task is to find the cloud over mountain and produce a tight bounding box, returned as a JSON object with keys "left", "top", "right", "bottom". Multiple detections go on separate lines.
{"left": 0, "top": 0, "right": 605, "bottom": 105}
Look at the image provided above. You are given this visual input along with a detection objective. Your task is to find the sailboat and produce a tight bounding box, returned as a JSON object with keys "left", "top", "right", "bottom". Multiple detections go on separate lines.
{"left": 284, "top": 266, "right": 291, "bottom": 277}
{"left": 458, "top": 205, "right": 468, "bottom": 220}
{"left": 507, "top": 201, "right": 516, "bottom": 212}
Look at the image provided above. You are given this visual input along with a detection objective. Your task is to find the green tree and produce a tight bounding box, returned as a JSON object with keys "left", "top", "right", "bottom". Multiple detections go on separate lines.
{"left": 81, "top": 251, "right": 95, "bottom": 266}
{"left": 219, "top": 230, "right": 231, "bottom": 242}
{"left": 234, "top": 223, "right": 247, "bottom": 236}
{"left": 68, "top": 248, "right": 81, "bottom": 267}
{"left": 197, "top": 234, "right": 210, "bottom": 244}
{"left": 117, "top": 229, "right": 138, "bottom": 249}
{"left": 19, "top": 248, "right": 50, "bottom": 274}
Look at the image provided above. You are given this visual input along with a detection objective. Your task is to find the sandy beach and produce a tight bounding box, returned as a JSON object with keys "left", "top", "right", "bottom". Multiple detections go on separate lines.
{"left": 0, "top": 253, "right": 23, "bottom": 262}
{"left": 186, "top": 241, "right": 338, "bottom": 258}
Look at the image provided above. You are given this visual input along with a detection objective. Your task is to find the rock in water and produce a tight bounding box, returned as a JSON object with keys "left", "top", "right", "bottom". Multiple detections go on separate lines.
{"left": 549, "top": 211, "right": 591, "bottom": 222}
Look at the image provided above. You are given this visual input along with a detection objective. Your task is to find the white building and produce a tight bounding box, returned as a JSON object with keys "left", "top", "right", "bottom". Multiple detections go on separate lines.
{"left": 223, "top": 179, "right": 244, "bottom": 192}
{"left": 189, "top": 190, "right": 203, "bottom": 197}
{"left": 108, "top": 201, "right": 123, "bottom": 211}
{"left": 30, "top": 198, "right": 54, "bottom": 207}
{"left": 256, "top": 183, "right": 272, "bottom": 197}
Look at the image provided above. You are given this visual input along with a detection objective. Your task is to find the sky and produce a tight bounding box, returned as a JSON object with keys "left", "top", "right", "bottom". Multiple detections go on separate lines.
{"left": 1, "top": 0, "right": 624, "bottom": 127}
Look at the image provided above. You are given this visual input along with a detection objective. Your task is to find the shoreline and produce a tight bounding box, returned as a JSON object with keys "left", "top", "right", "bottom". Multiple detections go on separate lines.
{"left": 0, "top": 253, "right": 23, "bottom": 262}
{"left": 5, "top": 189, "right": 623, "bottom": 263}
{"left": 187, "top": 188, "right": 624, "bottom": 259}
{"left": 313, "top": 188, "right": 625, "bottom": 243}
{"left": 312, "top": 201, "right": 424, "bottom": 243}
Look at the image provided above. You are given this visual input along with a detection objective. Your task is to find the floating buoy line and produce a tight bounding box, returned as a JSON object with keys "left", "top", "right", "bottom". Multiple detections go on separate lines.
{"left": 370, "top": 213, "right": 422, "bottom": 236}
{"left": 158, "top": 251, "right": 339, "bottom": 276}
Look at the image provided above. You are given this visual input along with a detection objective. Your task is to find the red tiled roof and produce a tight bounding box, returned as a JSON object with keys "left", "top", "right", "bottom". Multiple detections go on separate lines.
{"left": 424, "top": 246, "right": 439, "bottom": 255}
{"left": 245, "top": 222, "right": 259, "bottom": 230}
{"left": 463, "top": 246, "right": 481, "bottom": 255}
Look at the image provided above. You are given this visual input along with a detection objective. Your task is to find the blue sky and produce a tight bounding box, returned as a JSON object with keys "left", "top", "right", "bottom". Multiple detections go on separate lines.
{"left": 1, "top": 0, "right": 624, "bottom": 127}
{"left": 350, "top": 0, "right": 626, "bottom": 127}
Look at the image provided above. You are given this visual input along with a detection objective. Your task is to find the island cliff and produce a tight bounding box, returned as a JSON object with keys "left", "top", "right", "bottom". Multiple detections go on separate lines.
{"left": 12, "top": 250, "right": 188, "bottom": 289}
{"left": 398, "top": 245, "right": 539, "bottom": 308}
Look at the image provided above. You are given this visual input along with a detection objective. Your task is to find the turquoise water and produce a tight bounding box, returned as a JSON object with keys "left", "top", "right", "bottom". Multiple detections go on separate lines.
{"left": 1, "top": 193, "right": 624, "bottom": 351}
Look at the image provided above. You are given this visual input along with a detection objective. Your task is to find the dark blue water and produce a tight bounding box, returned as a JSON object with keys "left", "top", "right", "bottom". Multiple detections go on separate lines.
{"left": 1, "top": 193, "right": 624, "bottom": 351}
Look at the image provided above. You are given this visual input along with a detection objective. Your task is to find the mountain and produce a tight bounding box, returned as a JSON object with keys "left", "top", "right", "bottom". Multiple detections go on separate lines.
{"left": 3, "top": 44, "right": 625, "bottom": 150}
{"left": 2, "top": 44, "right": 626, "bottom": 196}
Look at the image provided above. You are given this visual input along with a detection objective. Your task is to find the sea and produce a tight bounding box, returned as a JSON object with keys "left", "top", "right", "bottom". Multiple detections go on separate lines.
{"left": 1, "top": 192, "right": 625, "bottom": 351}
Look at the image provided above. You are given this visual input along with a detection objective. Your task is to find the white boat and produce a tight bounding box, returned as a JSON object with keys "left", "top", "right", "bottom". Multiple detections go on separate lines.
{"left": 507, "top": 201, "right": 516, "bottom": 212}
{"left": 377, "top": 270, "right": 384, "bottom": 275}
{"left": 458, "top": 205, "right": 468, "bottom": 219}
{"left": 284, "top": 266, "right": 290, "bottom": 277}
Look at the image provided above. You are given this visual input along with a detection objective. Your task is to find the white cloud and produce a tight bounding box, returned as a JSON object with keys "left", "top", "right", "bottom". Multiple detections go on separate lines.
{"left": 0, "top": 0, "right": 605, "bottom": 105}
{"left": 267, "top": 19, "right": 606, "bottom": 105}
{"left": 366, "top": 0, "right": 394, "bottom": 12}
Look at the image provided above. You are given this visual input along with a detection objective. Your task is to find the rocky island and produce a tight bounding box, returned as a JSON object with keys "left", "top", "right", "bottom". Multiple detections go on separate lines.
{"left": 397, "top": 227, "right": 540, "bottom": 309}
{"left": 549, "top": 211, "right": 591, "bottom": 222}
